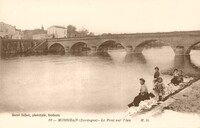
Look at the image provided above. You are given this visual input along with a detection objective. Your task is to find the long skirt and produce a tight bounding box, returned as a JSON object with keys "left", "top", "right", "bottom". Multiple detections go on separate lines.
{"left": 171, "top": 76, "right": 179, "bottom": 85}
{"left": 128, "top": 92, "right": 150, "bottom": 107}
{"left": 171, "top": 76, "right": 183, "bottom": 85}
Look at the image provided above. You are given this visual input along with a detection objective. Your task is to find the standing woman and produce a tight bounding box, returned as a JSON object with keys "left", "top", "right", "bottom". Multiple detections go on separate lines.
{"left": 153, "top": 77, "right": 165, "bottom": 101}
{"left": 128, "top": 78, "right": 150, "bottom": 107}
{"left": 153, "top": 67, "right": 160, "bottom": 83}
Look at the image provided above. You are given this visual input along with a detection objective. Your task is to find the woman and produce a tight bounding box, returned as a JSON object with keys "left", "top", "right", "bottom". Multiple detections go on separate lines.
{"left": 128, "top": 78, "right": 150, "bottom": 107}
{"left": 153, "top": 67, "right": 160, "bottom": 83}
{"left": 153, "top": 77, "right": 165, "bottom": 101}
{"left": 170, "top": 69, "right": 179, "bottom": 84}
{"left": 170, "top": 69, "right": 184, "bottom": 85}
{"left": 176, "top": 74, "right": 184, "bottom": 85}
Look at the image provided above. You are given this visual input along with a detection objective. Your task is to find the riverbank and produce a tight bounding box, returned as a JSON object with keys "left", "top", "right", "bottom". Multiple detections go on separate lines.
{"left": 163, "top": 79, "right": 200, "bottom": 114}
{"left": 125, "top": 67, "right": 200, "bottom": 117}
{"left": 142, "top": 78, "right": 200, "bottom": 117}
{"left": 161, "top": 66, "right": 200, "bottom": 114}
{"left": 146, "top": 72, "right": 200, "bottom": 117}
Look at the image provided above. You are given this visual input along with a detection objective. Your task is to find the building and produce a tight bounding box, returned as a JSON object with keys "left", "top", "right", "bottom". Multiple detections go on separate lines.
{"left": 0, "top": 22, "right": 22, "bottom": 39}
{"left": 67, "top": 29, "right": 79, "bottom": 38}
{"left": 12, "top": 29, "right": 22, "bottom": 39}
{"left": 47, "top": 25, "right": 67, "bottom": 38}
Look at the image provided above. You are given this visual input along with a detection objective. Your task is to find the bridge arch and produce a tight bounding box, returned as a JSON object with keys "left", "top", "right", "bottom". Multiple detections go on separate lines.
{"left": 185, "top": 41, "right": 200, "bottom": 55}
{"left": 134, "top": 39, "right": 175, "bottom": 54}
{"left": 70, "top": 42, "right": 91, "bottom": 53}
{"left": 49, "top": 43, "right": 66, "bottom": 54}
{"left": 97, "top": 40, "right": 125, "bottom": 52}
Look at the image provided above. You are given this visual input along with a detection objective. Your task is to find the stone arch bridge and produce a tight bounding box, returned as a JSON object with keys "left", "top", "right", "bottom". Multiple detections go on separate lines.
{"left": 47, "top": 31, "right": 200, "bottom": 55}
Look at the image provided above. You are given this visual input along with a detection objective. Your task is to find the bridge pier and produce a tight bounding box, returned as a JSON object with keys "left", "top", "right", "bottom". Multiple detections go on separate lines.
{"left": 65, "top": 46, "right": 70, "bottom": 54}
{"left": 126, "top": 46, "right": 133, "bottom": 54}
{"left": 88, "top": 46, "right": 97, "bottom": 55}
{"left": 174, "top": 46, "right": 185, "bottom": 55}
{"left": 173, "top": 46, "right": 191, "bottom": 56}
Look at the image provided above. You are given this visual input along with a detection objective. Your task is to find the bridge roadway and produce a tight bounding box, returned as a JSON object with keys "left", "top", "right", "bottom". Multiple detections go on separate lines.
{"left": 47, "top": 31, "right": 200, "bottom": 55}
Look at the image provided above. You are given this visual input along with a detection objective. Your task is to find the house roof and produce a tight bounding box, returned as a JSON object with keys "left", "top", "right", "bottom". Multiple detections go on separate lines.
{"left": 0, "top": 22, "right": 15, "bottom": 28}
{"left": 48, "top": 25, "right": 67, "bottom": 29}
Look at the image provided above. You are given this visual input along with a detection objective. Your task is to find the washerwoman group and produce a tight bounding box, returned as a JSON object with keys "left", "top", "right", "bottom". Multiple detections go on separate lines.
{"left": 128, "top": 67, "right": 184, "bottom": 107}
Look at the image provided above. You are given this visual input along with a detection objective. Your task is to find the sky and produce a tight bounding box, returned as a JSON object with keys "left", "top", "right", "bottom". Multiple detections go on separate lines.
{"left": 0, "top": 0, "right": 200, "bottom": 34}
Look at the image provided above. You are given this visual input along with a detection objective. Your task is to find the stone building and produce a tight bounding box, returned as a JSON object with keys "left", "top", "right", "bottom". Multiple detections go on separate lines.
{"left": 0, "top": 22, "right": 22, "bottom": 39}
{"left": 47, "top": 25, "right": 67, "bottom": 38}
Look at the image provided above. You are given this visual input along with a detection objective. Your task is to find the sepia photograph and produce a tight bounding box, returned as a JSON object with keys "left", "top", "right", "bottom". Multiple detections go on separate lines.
{"left": 0, "top": 0, "right": 200, "bottom": 127}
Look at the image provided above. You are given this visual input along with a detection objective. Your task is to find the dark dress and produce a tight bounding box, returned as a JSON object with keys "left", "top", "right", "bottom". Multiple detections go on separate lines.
{"left": 171, "top": 76, "right": 178, "bottom": 84}
{"left": 128, "top": 84, "right": 150, "bottom": 107}
{"left": 154, "top": 71, "right": 160, "bottom": 79}
{"left": 153, "top": 71, "right": 160, "bottom": 83}
{"left": 171, "top": 75, "right": 183, "bottom": 85}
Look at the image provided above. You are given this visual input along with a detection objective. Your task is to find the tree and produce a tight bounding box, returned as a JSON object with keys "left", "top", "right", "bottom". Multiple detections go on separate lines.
{"left": 67, "top": 25, "right": 77, "bottom": 38}
{"left": 67, "top": 25, "right": 76, "bottom": 31}
{"left": 78, "top": 27, "right": 89, "bottom": 35}
{"left": 88, "top": 32, "right": 95, "bottom": 36}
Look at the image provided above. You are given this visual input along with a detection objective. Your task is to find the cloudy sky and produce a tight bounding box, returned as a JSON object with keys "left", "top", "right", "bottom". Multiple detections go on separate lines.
{"left": 0, "top": 0, "right": 200, "bottom": 34}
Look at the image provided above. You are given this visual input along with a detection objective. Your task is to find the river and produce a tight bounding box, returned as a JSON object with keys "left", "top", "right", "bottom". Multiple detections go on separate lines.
{"left": 0, "top": 46, "right": 200, "bottom": 113}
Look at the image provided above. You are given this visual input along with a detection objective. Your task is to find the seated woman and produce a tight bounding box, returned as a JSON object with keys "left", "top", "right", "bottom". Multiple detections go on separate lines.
{"left": 176, "top": 74, "right": 184, "bottom": 85}
{"left": 128, "top": 78, "right": 150, "bottom": 107}
{"left": 170, "top": 69, "right": 184, "bottom": 86}
{"left": 169, "top": 69, "right": 179, "bottom": 85}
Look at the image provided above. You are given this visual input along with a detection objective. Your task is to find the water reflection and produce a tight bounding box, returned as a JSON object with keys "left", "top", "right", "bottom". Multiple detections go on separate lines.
{"left": 69, "top": 51, "right": 89, "bottom": 56}
{"left": 174, "top": 55, "right": 200, "bottom": 76}
{"left": 108, "top": 49, "right": 127, "bottom": 63}
{"left": 174, "top": 55, "right": 185, "bottom": 69}
{"left": 190, "top": 50, "right": 200, "bottom": 68}
{"left": 97, "top": 52, "right": 112, "bottom": 62}
{"left": 124, "top": 53, "right": 147, "bottom": 64}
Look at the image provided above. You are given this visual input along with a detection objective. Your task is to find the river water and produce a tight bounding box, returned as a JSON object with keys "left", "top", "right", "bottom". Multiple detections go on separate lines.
{"left": 0, "top": 46, "right": 200, "bottom": 113}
